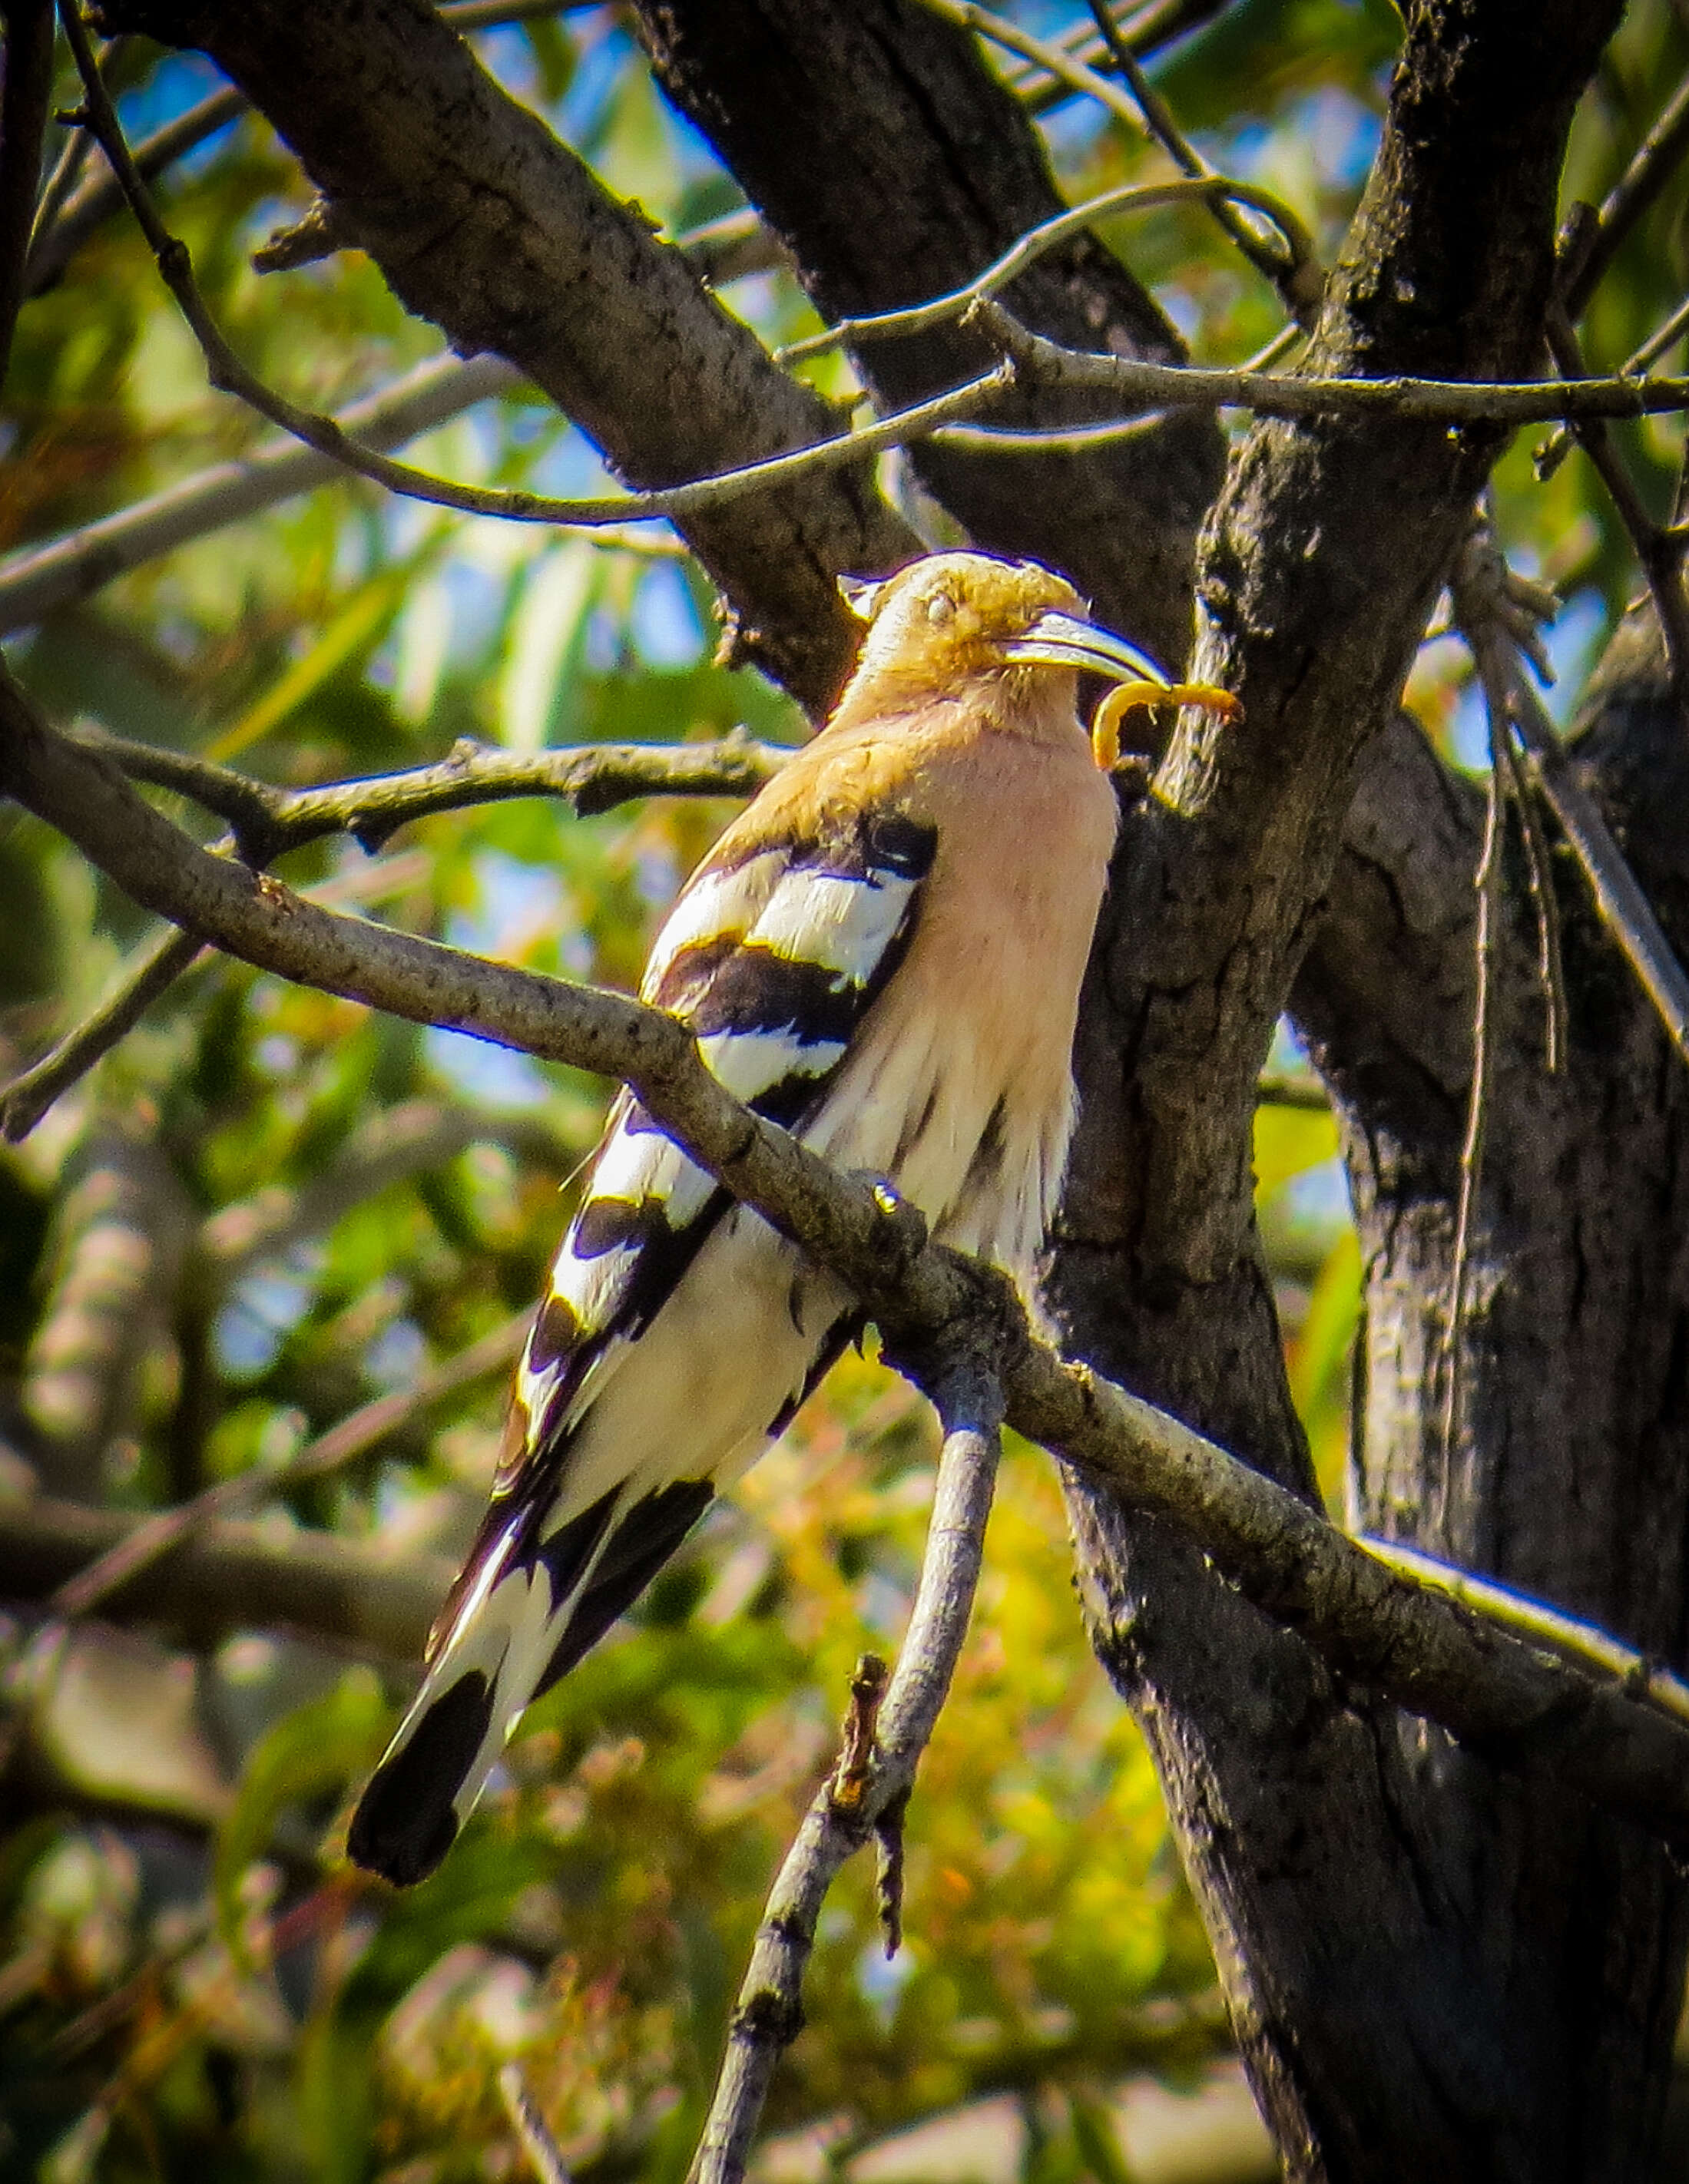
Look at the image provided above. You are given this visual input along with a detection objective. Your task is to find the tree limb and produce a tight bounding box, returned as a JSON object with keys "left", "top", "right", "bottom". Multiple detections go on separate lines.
{"left": 96, "top": 0, "right": 922, "bottom": 713}
{"left": 692, "top": 1358, "right": 1002, "bottom": 2184}
{"left": 11, "top": 669, "right": 1689, "bottom": 1853}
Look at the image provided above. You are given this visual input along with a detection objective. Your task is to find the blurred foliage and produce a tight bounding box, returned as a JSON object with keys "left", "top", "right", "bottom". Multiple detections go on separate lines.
{"left": 0, "top": 0, "right": 1684, "bottom": 2178}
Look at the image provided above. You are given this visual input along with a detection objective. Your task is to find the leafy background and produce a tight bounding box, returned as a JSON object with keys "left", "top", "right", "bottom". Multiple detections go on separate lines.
{"left": 2, "top": 1, "right": 1686, "bottom": 2178}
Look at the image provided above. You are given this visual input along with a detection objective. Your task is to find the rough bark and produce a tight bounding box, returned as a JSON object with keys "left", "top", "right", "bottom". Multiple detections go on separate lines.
{"left": 1297, "top": 614, "right": 1689, "bottom": 2178}
{"left": 94, "top": 0, "right": 922, "bottom": 712}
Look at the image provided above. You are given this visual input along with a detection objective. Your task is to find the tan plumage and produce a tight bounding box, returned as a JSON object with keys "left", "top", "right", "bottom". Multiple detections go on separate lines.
{"left": 348, "top": 551, "right": 1234, "bottom": 1885}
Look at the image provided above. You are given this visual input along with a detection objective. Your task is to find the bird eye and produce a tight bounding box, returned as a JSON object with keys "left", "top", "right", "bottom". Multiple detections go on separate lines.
{"left": 926, "top": 592, "right": 955, "bottom": 624}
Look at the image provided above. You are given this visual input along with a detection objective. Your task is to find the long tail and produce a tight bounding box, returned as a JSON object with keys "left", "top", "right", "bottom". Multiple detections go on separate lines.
{"left": 346, "top": 1478, "right": 713, "bottom": 1886}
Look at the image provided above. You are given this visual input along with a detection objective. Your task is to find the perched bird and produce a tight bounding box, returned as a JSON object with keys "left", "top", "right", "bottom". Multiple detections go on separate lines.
{"left": 348, "top": 551, "right": 1235, "bottom": 1885}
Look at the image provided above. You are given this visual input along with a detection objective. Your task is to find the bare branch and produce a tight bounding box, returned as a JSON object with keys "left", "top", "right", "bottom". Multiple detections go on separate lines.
{"left": 692, "top": 1360, "right": 1002, "bottom": 2184}
{"left": 55, "top": 22, "right": 1018, "bottom": 536}
{"left": 89, "top": 726, "right": 790, "bottom": 862}
{"left": 0, "top": 925, "right": 204, "bottom": 1143}
{"left": 1439, "top": 723, "right": 1503, "bottom": 1488}
{"left": 1006, "top": 0, "right": 1227, "bottom": 113}
{"left": 1562, "top": 70, "right": 1689, "bottom": 316}
{"left": 0, "top": 733, "right": 787, "bottom": 1140}
{"left": 972, "top": 297, "right": 1689, "bottom": 425}
{"left": 10, "top": 671, "right": 1689, "bottom": 1851}
{"left": 777, "top": 177, "right": 1314, "bottom": 367}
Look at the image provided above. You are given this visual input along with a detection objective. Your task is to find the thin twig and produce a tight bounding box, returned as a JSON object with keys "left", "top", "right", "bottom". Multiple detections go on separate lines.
{"left": 917, "top": 0, "right": 1316, "bottom": 317}
{"left": 691, "top": 1362, "right": 1003, "bottom": 2184}
{"left": 56, "top": 14, "right": 1016, "bottom": 532}
{"left": 0, "top": 733, "right": 785, "bottom": 1139}
{"left": 1439, "top": 720, "right": 1504, "bottom": 1494}
{"left": 49, "top": 1312, "right": 528, "bottom": 1619}
{"left": 1562, "top": 70, "right": 1689, "bottom": 316}
{"left": 1081, "top": 0, "right": 1322, "bottom": 321}
{"left": 777, "top": 177, "right": 1310, "bottom": 368}
{"left": 1546, "top": 303, "right": 1689, "bottom": 694}
{"left": 0, "top": 925, "right": 204, "bottom": 1142}
{"left": 499, "top": 2067, "right": 572, "bottom": 2184}
{"left": 1008, "top": 0, "right": 1226, "bottom": 113}
{"left": 88, "top": 727, "right": 790, "bottom": 862}
{"left": 14, "top": 673, "right": 1689, "bottom": 1848}
{"left": 966, "top": 297, "right": 1689, "bottom": 425}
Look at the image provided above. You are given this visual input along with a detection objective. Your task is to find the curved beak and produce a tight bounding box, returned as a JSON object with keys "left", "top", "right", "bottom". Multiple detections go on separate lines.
{"left": 1000, "top": 607, "right": 1171, "bottom": 687}
{"left": 1002, "top": 607, "right": 1243, "bottom": 769}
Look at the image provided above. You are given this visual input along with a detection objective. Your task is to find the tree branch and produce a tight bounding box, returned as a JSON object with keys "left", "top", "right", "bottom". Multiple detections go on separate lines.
{"left": 0, "top": 732, "right": 787, "bottom": 1140}
{"left": 0, "top": 0, "right": 53, "bottom": 389}
{"left": 692, "top": 1358, "right": 1002, "bottom": 2184}
{"left": 971, "top": 296, "right": 1689, "bottom": 424}
{"left": 10, "top": 668, "right": 1689, "bottom": 1851}
{"left": 97, "top": 0, "right": 922, "bottom": 712}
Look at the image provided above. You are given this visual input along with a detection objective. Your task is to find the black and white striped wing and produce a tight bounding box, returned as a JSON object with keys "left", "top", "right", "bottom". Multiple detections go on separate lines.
{"left": 345, "top": 811, "right": 934, "bottom": 1885}
{"left": 512, "top": 809, "right": 936, "bottom": 1474}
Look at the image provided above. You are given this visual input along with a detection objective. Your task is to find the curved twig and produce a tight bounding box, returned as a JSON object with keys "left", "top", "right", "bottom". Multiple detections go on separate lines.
{"left": 691, "top": 1358, "right": 1003, "bottom": 2184}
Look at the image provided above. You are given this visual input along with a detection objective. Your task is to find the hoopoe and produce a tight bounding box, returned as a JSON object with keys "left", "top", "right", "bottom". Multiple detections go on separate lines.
{"left": 348, "top": 551, "right": 1236, "bottom": 1885}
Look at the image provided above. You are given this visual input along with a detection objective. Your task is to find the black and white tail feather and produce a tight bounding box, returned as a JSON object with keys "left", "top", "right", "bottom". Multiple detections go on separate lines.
{"left": 347, "top": 812, "right": 934, "bottom": 1885}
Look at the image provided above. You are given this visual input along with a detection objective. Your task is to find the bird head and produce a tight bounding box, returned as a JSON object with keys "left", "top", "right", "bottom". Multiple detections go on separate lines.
{"left": 838, "top": 551, "right": 1239, "bottom": 766}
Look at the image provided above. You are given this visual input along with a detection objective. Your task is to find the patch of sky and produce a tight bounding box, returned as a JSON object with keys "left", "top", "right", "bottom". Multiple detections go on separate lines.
{"left": 472, "top": 22, "right": 542, "bottom": 104}
{"left": 557, "top": 19, "right": 635, "bottom": 146}
{"left": 631, "top": 560, "right": 705, "bottom": 667}
{"left": 424, "top": 850, "right": 585, "bottom": 1110}
{"left": 1283, "top": 1157, "right": 1353, "bottom": 1233}
{"left": 1446, "top": 582, "right": 1607, "bottom": 769}
{"left": 856, "top": 1940, "right": 916, "bottom": 2028}
{"left": 215, "top": 1251, "right": 323, "bottom": 1380}
{"left": 114, "top": 49, "right": 226, "bottom": 155}
{"left": 425, "top": 1028, "right": 553, "bottom": 1110}
{"left": 365, "top": 1317, "right": 426, "bottom": 1393}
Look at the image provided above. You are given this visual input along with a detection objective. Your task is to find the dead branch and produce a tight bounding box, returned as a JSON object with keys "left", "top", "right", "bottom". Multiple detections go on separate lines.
{"left": 0, "top": 733, "right": 786, "bottom": 1140}
{"left": 692, "top": 1358, "right": 1002, "bottom": 2184}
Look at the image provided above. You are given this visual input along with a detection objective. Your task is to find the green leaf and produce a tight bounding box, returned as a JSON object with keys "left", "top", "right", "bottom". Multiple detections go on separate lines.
{"left": 213, "top": 1667, "right": 391, "bottom": 1964}
{"left": 1253, "top": 1102, "right": 1339, "bottom": 1201}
